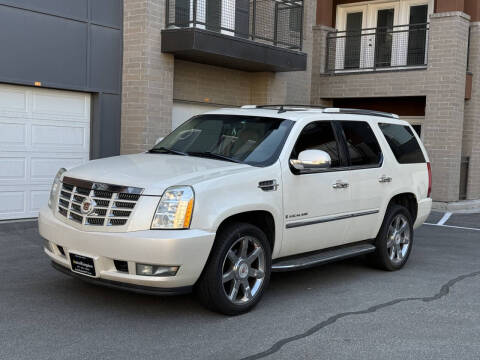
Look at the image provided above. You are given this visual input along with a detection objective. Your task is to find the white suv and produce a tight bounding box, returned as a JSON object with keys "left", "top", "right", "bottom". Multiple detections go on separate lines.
{"left": 39, "top": 105, "right": 432, "bottom": 315}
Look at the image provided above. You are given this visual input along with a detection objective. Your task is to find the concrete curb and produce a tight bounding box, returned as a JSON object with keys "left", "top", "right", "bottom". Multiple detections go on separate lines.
{"left": 433, "top": 200, "right": 480, "bottom": 213}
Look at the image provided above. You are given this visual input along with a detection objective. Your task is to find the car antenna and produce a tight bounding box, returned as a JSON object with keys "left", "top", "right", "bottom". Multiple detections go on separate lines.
{"left": 278, "top": 105, "right": 286, "bottom": 114}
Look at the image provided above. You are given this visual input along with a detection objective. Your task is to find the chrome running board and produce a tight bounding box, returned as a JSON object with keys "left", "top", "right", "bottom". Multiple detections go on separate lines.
{"left": 271, "top": 243, "right": 376, "bottom": 272}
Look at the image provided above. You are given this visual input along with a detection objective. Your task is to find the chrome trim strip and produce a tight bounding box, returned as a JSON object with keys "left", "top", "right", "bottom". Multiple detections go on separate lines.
{"left": 62, "top": 176, "right": 144, "bottom": 194}
{"left": 285, "top": 210, "right": 379, "bottom": 229}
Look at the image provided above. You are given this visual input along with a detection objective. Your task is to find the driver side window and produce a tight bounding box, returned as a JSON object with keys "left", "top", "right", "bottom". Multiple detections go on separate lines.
{"left": 292, "top": 121, "right": 342, "bottom": 168}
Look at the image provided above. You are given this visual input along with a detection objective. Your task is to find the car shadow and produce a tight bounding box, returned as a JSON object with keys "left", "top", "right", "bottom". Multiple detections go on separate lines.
{"left": 42, "top": 255, "right": 374, "bottom": 319}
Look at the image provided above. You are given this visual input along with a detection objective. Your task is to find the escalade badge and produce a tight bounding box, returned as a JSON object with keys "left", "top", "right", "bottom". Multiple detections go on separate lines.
{"left": 81, "top": 197, "right": 96, "bottom": 215}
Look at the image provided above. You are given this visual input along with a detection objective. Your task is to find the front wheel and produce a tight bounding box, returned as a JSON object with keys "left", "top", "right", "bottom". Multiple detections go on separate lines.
{"left": 369, "top": 204, "right": 413, "bottom": 271}
{"left": 195, "top": 222, "right": 271, "bottom": 315}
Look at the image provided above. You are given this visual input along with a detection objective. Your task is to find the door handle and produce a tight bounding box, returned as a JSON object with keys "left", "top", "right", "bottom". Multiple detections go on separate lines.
{"left": 333, "top": 180, "right": 349, "bottom": 189}
{"left": 379, "top": 175, "right": 392, "bottom": 183}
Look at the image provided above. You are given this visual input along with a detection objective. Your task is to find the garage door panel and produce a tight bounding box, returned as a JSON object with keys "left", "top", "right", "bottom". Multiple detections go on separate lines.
{"left": 0, "top": 86, "right": 28, "bottom": 114}
{"left": 30, "top": 188, "right": 51, "bottom": 213}
{"left": 0, "top": 157, "right": 26, "bottom": 182}
{"left": 30, "top": 156, "right": 84, "bottom": 184}
{"left": 0, "top": 153, "right": 87, "bottom": 186}
{"left": 32, "top": 89, "right": 90, "bottom": 121}
{"left": 31, "top": 124, "right": 88, "bottom": 150}
{"left": 0, "top": 190, "right": 26, "bottom": 217}
{"left": 0, "top": 84, "right": 90, "bottom": 220}
{"left": 0, "top": 121, "right": 27, "bottom": 146}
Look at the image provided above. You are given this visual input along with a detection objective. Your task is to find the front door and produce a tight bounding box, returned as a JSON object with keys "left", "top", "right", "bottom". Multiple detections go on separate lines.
{"left": 281, "top": 121, "right": 352, "bottom": 257}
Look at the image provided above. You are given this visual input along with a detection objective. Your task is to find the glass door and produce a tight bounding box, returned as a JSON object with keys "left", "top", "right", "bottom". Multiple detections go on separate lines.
{"left": 364, "top": 2, "right": 399, "bottom": 69}
{"left": 336, "top": 2, "right": 399, "bottom": 71}
{"left": 407, "top": 4, "right": 428, "bottom": 65}
{"left": 374, "top": 8, "right": 395, "bottom": 68}
{"left": 344, "top": 12, "right": 364, "bottom": 69}
{"left": 335, "top": 5, "right": 367, "bottom": 71}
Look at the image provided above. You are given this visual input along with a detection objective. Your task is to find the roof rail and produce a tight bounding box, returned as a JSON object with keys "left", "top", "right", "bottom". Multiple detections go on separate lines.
{"left": 323, "top": 108, "right": 399, "bottom": 119}
{"left": 240, "top": 105, "right": 400, "bottom": 119}
{"left": 241, "top": 104, "right": 327, "bottom": 113}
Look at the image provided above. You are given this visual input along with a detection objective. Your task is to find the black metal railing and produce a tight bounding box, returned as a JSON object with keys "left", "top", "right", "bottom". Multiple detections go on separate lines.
{"left": 326, "top": 23, "right": 429, "bottom": 73}
{"left": 165, "top": 0, "right": 303, "bottom": 50}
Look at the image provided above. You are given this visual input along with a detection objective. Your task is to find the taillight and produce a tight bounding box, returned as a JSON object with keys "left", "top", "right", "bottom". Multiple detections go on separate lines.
{"left": 427, "top": 162, "right": 432, "bottom": 198}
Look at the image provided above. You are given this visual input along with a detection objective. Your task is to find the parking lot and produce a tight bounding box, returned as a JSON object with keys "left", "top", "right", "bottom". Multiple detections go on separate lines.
{"left": 1, "top": 212, "right": 479, "bottom": 360}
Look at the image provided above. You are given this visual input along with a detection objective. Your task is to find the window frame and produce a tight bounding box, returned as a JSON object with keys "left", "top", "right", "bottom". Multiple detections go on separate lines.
{"left": 289, "top": 120, "right": 350, "bottom": 175}
{"left": 153, "top": 114, "right": 295, "bottom": 168}
{"left": 334, "top": 120, "right": 384, "bottom": 170}
{"left": 378, "top": 122, "right": 426, "bottom": 164}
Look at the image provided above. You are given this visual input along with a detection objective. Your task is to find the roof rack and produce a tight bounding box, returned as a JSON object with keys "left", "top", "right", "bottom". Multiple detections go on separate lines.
{"left": 241, "top": 104, "right": 327, "bottom": 113}
{"left": 323, "top": 108, "right": 399, "bottom": 119}
{"left": 240, "top": 104, "right": 399, "bottom": 119}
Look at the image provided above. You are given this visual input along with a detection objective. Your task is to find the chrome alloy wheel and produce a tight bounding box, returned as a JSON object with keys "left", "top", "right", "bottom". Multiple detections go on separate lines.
{"left": 387, "top": 214, "right": 411, "bottom": 265}
{"left": 222, "top": 236, "right": 266, "bottom": 305}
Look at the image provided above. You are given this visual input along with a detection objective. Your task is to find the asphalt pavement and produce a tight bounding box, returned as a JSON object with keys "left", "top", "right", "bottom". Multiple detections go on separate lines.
{"left": 1, "top": 212, "right": 479, "bottom": 360}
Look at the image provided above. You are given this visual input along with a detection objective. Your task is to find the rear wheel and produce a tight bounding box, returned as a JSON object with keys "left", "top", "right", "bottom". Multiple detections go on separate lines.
{"left": 195, "top": 222, "right": 271, "bottom": 315}
{"left": 369, "top": 204, "right": 413, "bottom": 271}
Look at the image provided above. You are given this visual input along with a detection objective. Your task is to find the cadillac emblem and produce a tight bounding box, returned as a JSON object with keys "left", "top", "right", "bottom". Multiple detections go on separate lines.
{"left": 80, "top": 197, "right": 96, "bottom": 215}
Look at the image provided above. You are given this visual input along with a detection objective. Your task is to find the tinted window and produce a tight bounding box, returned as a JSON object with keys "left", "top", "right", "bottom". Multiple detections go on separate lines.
{"left": 292, "top": 121, "right": 342, "bottom": 168}
{"left": 379, "top": 123, "right": 426, "bottom": 164}
{"left": 151, "top": 115, "right": 293, "bottom": 167}
{"left": 339, "top": 121, "right": 382, "bottom": 167}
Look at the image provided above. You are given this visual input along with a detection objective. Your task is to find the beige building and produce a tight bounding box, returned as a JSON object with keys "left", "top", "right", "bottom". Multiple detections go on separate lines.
{"left": 121, "top": 0, "right": 480, "bottom": 203}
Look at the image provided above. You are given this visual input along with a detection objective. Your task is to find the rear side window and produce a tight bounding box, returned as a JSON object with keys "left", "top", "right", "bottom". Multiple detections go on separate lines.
{"left": 379, "top": 123, "right": 426, "bottom": 164}
{"left": 339, "top": 121, "right": 382, "bottom": 167}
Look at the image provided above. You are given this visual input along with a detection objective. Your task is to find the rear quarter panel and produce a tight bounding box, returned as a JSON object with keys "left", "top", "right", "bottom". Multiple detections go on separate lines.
{"left": 370, "top": 120, "right": 430, "bottom": 235}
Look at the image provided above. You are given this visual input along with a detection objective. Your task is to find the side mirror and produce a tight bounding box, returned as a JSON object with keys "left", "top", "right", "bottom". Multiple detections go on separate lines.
{"left": 155, "top": 136, "right": 164, "bottom": 146}
{"left": 290, "top": 150, "right": 331, "bottom": 171}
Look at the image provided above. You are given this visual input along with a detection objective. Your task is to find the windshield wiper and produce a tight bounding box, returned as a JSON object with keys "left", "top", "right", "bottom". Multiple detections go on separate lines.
{"left": 188, "top": 151, "right": 242, "bottom": 163}
{"left": 148, "top": 147, "right": 187, "bottom": 156}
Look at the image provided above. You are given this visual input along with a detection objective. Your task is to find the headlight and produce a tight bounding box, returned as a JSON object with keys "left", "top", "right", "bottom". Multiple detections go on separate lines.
{"left": 48, "top": 168, "right": 66, "bottom": 209}
{"left": 151, "top": 186, "right": 194, "bottom": 229}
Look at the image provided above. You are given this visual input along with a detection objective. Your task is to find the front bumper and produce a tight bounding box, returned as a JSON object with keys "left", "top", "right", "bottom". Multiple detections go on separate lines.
{"left": 50, "top": 261, "right": 192, "bottom": 295}
{"left": 39, "top": 207, "right": 216, "bottom": 290}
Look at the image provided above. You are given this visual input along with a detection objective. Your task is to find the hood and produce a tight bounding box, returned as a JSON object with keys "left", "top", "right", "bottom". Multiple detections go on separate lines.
{"left": 64, "top": 153, "right": 253, "bottom": 195}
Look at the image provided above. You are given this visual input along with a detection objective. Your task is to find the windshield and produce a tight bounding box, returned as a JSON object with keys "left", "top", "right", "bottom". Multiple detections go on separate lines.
{"left": 150, "top": 114, "right": 294, "bottom": 166}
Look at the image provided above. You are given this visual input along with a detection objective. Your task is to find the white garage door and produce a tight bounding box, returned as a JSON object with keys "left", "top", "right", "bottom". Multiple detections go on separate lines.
{"left": 172, "top": 101, "right": 223, "bottom": 130}
{"left": 0, "top": 84, "right": 90, "bottom": 220}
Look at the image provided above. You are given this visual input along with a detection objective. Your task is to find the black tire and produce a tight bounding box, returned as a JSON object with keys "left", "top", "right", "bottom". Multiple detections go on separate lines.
{"left": 369, "top": 204, "right": 414, "bottom": 271}
{"left": 195, "top": 222, "right": 271, "bottom": 315}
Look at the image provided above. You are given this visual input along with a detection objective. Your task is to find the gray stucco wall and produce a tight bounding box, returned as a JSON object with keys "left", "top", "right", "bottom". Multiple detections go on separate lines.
{"left": 0, "top": 0, "right": 123, "bottom": 159}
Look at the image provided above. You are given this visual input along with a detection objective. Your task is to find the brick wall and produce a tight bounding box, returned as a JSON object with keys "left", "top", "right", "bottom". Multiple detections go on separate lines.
{"left": 423, "top": 12, "right": 470, "bottom": 201}
{"left": 173, "top": 60, "right": 252, "bottom": 106}
{"left": 121, "top": 0, "right": 174, "bottom": 154}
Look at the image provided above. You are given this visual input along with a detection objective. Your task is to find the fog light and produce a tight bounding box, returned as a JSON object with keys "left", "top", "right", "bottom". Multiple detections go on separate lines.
{"left": 44, "top": 239, "right": 52, "bottom": 252}
{"left": 136, "top": 264, "right": 179, "bottom": 277}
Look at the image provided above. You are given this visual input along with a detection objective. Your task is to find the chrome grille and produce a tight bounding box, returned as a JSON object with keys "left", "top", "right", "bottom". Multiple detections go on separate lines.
{"left": 57, "top": 177, "right": 143, "bottom": 227}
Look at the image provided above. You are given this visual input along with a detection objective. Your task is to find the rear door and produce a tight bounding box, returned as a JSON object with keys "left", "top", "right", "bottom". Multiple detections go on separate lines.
{"left": 335, "top": 120, "right": 391, "bottom": 244}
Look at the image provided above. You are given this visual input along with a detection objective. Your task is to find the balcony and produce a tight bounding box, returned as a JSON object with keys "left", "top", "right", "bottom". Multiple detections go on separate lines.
{"left": 326, "top": 23, "right": 429, "bottom": 74}
{"left": 161, "top": 0, "right": 307, "bottom": 72}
